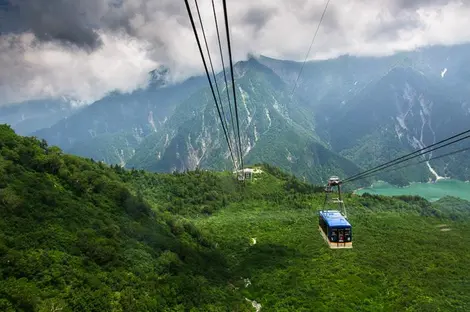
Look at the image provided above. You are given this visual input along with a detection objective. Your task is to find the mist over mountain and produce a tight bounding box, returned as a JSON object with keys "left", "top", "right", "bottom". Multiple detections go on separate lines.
{"left": 0, "top": 99, "right": 78, "bottom": 136}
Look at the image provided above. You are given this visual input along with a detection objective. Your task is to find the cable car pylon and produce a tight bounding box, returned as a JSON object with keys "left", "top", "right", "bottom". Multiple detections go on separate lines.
{"left": 318, "top": 176, "right": 353, "bottom": 249}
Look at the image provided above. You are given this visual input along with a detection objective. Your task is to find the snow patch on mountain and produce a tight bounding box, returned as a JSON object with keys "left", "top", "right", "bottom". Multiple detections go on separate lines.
{"left": 239, "top": 86, "right": 253, "bottom": 126}
{"left": 264, "top": 108, "right": 272, "bottom": 132}
{"left": 148, "top": 111, "right": 157, "bottom": 132}
{"left": 441, "top": 68, "right": 447, "bottom": 78}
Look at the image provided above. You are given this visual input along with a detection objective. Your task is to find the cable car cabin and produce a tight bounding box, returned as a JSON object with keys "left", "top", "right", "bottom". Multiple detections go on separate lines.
{"left": 318, "top": 210, "right": 352, "bottom": 249}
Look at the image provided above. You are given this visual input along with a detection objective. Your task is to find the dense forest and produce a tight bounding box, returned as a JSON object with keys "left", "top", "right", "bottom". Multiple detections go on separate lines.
{"left": 1, "top": 124, "right": 470, "bottom": 311}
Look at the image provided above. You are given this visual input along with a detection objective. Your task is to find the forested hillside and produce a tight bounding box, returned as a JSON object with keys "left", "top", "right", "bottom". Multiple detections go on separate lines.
{"left": 0, "top": 125, "right": 240, "bottom": 311}
{"left": 2, "top": 125, "right": 470, "bottom": 311}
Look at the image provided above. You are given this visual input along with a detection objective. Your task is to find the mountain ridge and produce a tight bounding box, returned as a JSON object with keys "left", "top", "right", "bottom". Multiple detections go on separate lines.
{"left": 4, "top": 43, "right": 470, "bottom": 185}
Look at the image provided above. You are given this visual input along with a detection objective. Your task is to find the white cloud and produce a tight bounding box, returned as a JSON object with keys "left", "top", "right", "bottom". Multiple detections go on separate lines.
{"left": 1, "top": 0, "right": 470, "bottom": 106}
{"left": 0, "top": 31, "right": 157, "bottom": 106}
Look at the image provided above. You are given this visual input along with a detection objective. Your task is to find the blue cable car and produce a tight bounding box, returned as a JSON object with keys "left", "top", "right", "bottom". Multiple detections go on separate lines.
{"left": 318, "top": 210, "right": 352, "bottom": 249}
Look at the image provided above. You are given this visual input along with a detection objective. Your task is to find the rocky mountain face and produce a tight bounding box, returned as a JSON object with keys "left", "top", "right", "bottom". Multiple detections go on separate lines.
{"left": 4, "top": 43, "right": 470, "bottom": 185}
{"left": 326, "top": 66, "right": 470, "bottom": 184}
{"left": 259, "top": 44, "right": 470, "bottom": 184}
{"left": 31, "top": 71, "right": 206, "bottom": 166}
{"left": 126, "top": 58, "right": 360, "bottom": 183}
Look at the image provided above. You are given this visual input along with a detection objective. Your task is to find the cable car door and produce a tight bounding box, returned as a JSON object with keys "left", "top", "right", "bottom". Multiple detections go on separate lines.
{"left": 337, "top": 229, "right": 345, "bottom": 246}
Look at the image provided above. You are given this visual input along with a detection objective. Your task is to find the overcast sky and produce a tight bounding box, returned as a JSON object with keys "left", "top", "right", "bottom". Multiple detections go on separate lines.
{"left": 1, "top": 0, "right": 469, "bottom": 106}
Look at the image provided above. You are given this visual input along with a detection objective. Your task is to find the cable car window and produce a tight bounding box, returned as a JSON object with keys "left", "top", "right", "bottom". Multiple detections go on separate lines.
{"left": 330, "top": 229, "right": 338, "bottom": 241}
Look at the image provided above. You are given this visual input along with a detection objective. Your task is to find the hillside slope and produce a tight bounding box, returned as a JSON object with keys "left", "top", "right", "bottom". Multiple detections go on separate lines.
{"left": 126, "top": 163, "right": 470, "bottom": 311}
{"left": 0, "top": 125, "right": 244, "bottom": 311}
{"left": 2, "top": 126, "right": 470, "bottom": 310}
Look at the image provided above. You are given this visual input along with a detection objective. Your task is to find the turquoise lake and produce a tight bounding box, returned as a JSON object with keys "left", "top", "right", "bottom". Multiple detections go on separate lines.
{"left": 354, "top": 179, "right": 470, "bottom": 202}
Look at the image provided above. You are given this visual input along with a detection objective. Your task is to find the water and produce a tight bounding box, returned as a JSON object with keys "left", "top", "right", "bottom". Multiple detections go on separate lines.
{"left": 355, "top": 179, "right": 470, "bottom": 202}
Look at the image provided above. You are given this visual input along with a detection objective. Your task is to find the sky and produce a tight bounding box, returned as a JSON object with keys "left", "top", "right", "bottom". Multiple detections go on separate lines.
{"left": 1, "top": 0, "right": 470, "bottom": 106}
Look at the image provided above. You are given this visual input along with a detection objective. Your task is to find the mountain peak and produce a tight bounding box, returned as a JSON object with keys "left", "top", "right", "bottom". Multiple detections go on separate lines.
{"left": 234, "top": 56, "right": 262, "bottom": 68}
{"left": 233, "top": 56, "right": 281, "bottom": 78}
{"left": 148, "top": 66, "right": 170, "bottom": 88}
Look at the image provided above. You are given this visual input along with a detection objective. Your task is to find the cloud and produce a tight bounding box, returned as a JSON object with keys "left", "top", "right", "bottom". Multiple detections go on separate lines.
{"left": 0, "top": 31, "right": 157, "bottom": 105}
{"left": 3, "top": 0, "right": 112, "bottom": 49}
{"left": 391, "top": 0, "right": 453, "bottom": 11}
{"left": 241, "top": 6, "right": 278, "bottom": 34}
{"left": 1, "top": 0, "right": 470, "bottom": 106}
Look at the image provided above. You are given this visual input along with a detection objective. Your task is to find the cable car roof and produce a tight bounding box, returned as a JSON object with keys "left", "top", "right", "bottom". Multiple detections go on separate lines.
{"left": 319, "top": 210, "right": 351, "bottom": 227}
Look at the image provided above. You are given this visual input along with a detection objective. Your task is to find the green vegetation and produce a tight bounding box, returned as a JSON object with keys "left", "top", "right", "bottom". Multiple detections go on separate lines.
{"left": 2, "top": 125, "right": 470, "bottom": 311}
{"left": 0, "top": 125, "right": 240, "bottom": 311}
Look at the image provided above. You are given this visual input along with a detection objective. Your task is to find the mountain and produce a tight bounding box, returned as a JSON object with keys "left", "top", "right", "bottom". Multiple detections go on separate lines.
{"left": 257, "top": 44, "right": 470, "bottom": 184}
{"left": 321, "top": 66, "right": 470, "bottom": 184}
{"left": 0, "top": 99, "right": 78, "bottom": 136}
{"left": 126, "top": 58, "right": 361, "bottom": 184}
{"left": 258, "top": 43, "right": 470, "bottom": 109}
{"left": 2, "top": 126, "right": 470, "bottom": 311}
{"left": 24, "top": 43, "right": 470, "bottom": 185}
{"left": 32, "top": 71, "right": 206, "bottom": 166}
